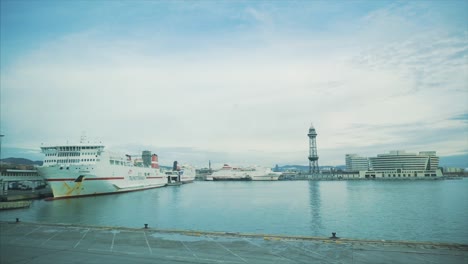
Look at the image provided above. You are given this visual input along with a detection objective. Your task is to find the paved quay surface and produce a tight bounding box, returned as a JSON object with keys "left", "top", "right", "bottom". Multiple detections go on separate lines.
{"left": 1, "top": 221, "right": 467, "bottom": 264}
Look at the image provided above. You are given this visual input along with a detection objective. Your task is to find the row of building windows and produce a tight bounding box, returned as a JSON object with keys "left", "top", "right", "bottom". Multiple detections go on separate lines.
{"left": 110, "top": 160, "right": 127, "bottom": 166}
{"left": 382, "top": 174, "right": 418, "bottom": 178}
{"left": 0, "top": 173, "right": 39, "bottom": 177}
{"left": 44, "top": 159, "right": 96, "bottom": 163}
{"left": 45, "top": 152, "right": 97, "bottom": 157}
{"left": 57, "top": 146, "right": 100, "bottom": 151}
{"left": 368, "top": 173, "right": 438, "bottom": 178}
{"left": 370, "top": 156, "right": 439, "bottom": 171}
{"left": 58, "top": 153, "right": 80, "bottom": 157}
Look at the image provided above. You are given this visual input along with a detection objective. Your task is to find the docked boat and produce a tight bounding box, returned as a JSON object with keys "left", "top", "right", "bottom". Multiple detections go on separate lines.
{"left": 165, "top": 161, "right": 196, "bottom": 184}
{"left": 211, "top": 164, "right": 281, "bottom": 181}
{"left": 179, "top": 165, "right": 196, "bottom": 183}
{"left": 37, "top": 138, "right": 167, "bottom": 199}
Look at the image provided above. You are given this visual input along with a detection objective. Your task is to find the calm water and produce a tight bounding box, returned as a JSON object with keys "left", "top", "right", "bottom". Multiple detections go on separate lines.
{"left": 1, "top": 179, "right": 467, "bottom": 244}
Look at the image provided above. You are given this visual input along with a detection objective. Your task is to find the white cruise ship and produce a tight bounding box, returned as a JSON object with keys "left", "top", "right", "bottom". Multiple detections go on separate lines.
{"left": 211, "top": 164, "right": 281, "bottom": 181}
{"left": 38, "top": 139, "right": 167, "bottom": 199}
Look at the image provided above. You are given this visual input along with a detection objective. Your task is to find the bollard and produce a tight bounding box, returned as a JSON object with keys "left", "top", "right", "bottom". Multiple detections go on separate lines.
{"left": 144, "top": 224, "right": 148, "bottom": 229}
{"left": 16, "top": 218, "right": 19, "bottom": 223}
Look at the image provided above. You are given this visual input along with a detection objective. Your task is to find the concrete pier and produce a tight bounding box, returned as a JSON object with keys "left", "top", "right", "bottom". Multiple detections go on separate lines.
{"left": 1, "top": 221, "right": 467, "bottom": 264}
{"left": 0, "top": 201, "right": 31, "bottom": 210}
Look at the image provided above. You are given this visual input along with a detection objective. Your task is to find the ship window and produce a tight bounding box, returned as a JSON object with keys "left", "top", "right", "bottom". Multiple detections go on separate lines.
{"left": 110, "top": 160, "right": 115, "bottom": 165}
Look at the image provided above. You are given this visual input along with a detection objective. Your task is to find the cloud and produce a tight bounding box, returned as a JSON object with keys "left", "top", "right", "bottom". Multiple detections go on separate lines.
{"left": 450, "top": 113, "right": 468, "bottom": 122}
{"left": 1, "top": 1, "right": 467, "bottom": 167}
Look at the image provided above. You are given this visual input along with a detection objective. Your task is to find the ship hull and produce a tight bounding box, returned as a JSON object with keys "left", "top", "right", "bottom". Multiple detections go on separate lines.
{"left": 212, "top": 177, "right": 252, "bottom": 181}
{"left": 251, "top": 174, "right": 280, "bottom": 181}
{"left": 38, "top": 165, "right": 167, "bottom": 199}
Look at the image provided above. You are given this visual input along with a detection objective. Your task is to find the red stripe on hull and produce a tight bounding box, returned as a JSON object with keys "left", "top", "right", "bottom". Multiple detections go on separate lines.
{"left": 86, "top": 177, "right": 125, "bottom": 181}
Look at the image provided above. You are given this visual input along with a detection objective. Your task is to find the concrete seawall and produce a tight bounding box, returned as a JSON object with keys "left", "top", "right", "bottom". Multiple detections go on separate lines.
{"left": 1, "top": 221, "right": 466, "bottom": 264}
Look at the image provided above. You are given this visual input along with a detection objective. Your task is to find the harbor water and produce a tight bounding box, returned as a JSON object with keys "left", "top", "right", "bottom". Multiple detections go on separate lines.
{"left": 1, "top": 179, "right": 467, "bottom": 244}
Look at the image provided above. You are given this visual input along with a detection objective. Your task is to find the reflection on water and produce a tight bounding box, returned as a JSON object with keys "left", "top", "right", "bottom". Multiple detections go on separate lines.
{"left": 308, "top": 181, "right": 322, "bottom": 235}
{"left": 1, "top": 180, "right": 467, "bottom": 243}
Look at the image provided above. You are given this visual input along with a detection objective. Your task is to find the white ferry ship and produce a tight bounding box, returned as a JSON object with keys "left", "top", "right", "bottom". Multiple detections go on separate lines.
{"left": 164, "top": 164, "right": 196, "bottom": 184}
{"left": 38, "top": 139, "right": 167, "bottom": 199}
{"left": 211, "top": 164, "right": 281, "bottom": 181}
{"left": 179, "top": 165, "right": 196, "bottom": 183}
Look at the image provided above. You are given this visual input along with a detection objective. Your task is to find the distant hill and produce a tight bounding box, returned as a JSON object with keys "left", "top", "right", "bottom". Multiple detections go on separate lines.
{"left": 0, "top": 158, "right": 43, "bottom": 166}
{"left": 277, "top": 165, "right": 308, "bottom": 171}
{"left": 440, "top": 154, "right": 468, "bottom": 168}
{"left": 274, "top": 164, "right": 346, "bottom": 172}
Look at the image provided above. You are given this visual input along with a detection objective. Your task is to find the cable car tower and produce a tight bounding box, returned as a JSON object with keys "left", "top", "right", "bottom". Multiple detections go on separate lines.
{"left": 308, "top": 124, "right": 319, "bottom": 174}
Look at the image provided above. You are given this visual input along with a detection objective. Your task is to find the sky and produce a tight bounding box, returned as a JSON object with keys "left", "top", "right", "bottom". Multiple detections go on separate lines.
{"left": 1, "top": 0, "right": 467, "bottom": 168}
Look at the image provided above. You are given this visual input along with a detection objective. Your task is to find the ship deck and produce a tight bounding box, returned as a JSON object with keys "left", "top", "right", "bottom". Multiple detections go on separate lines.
{"left": 1, "top": 221, "right": 466, "bottom": 264}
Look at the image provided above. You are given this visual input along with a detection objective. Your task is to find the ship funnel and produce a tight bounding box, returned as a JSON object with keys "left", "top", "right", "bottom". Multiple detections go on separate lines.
{"left": 173, "top": 161, "right": 178, "bottom": 171}
{"left": 142, "top": 151, "right": 152, "bottom": 167}
{"left": 151, "top": 154, "right": 159, "bottom": 169}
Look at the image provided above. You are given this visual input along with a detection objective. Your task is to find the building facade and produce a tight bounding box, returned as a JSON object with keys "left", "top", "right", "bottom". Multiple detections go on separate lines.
{"left": 360, "top": 150, "right": 442, "bottom": 179}
{"left": 369, "top": 150, "right": 439, "bottom": 171}
{"left": 345, "top": 154, "right": 369, "bottom": 172}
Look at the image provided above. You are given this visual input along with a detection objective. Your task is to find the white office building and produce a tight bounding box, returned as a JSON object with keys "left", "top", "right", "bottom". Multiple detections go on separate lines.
{"left": 345, "top": 154, "right": 369, "bottom": 172}
{"left": 360, "top": 150, "right": 442, "bottom": 179}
